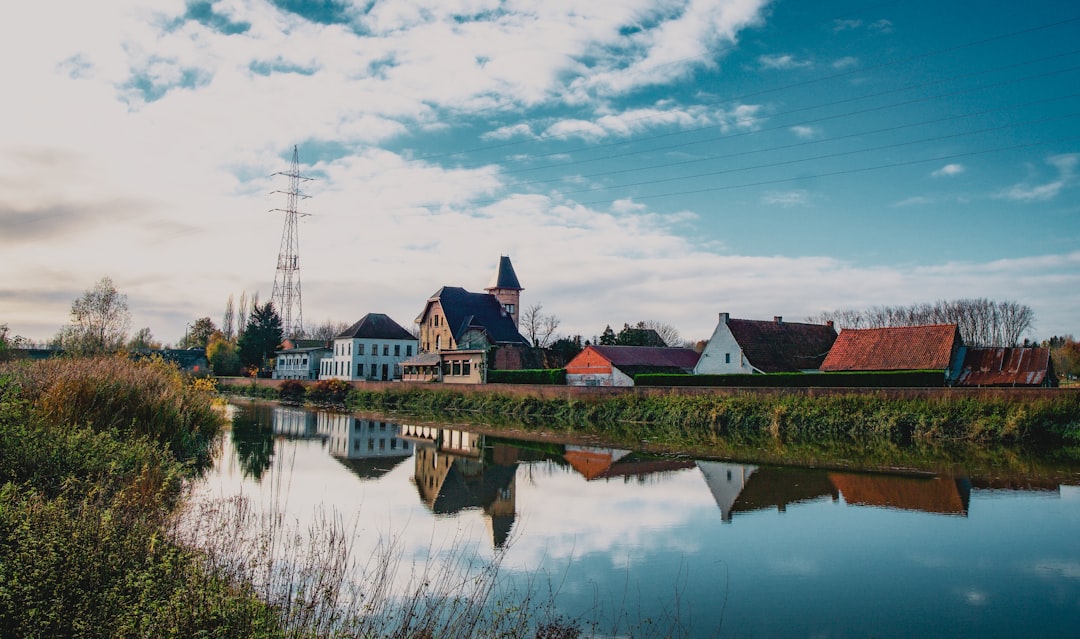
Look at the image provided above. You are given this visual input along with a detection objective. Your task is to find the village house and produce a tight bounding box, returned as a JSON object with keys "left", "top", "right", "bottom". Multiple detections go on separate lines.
{"left": 319, "top": 313, "right": 418, "bottom": 382}
{"left": 819, "top": 324, "right": 966, "bottom": 383}
{"left": 956, "top": 346, "right": 1058, "bottom": 387}
{"left": 401, "top": 256, "right": 530, "bottom": 384}
{"left": 272, "top": 343, "right": 331, "bottom": 380}
{"left": 565, "top": 344, "right": 700, "bottom": 387}
{"left": 694, "top": 313, "right": 838, "bottom": 375}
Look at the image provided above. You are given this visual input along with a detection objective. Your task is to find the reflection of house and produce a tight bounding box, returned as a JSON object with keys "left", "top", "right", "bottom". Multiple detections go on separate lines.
{"left": 401, "top": 425, "right": 518, "bottom": 548}
{"left": 694, "top": 313, "right": 837, "bottom": 375}
{"left": 271, "top": 406, "right": 318, "bottom": 438}
{"left": 563, "top": 445, "right": 697, "bottom": 480}
{"left": 956, "top": 347, "right": 1058, "bottom": 387}
{"left": 402, "top": 256, "right": 530, "bottom": 384}
{"left": 819, "top": 324, "right": 965, "bottom": 383}
{"left": 829, "top": 472, "right": 971, "bottom": 516}
{"left": 321, "top": 313, "right": 418, "bottom": 382}
{"left": 696, "top": 462, "right": 758, "bottom": 521}
{"left": 725, "top": 466, "right": 839, "bottom": 519}
{"left": 565, "top": 345, "right": 700, "bottom": 387}
{"left": 319, "top": 413, "right": 413, "bottom": 480}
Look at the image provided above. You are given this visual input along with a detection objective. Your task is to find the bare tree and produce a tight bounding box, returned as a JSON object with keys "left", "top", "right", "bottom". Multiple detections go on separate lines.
{"left": 60, "top": 276, "right": 131, "bottom": 354}
{"left": 306, "top": 319, "right": 350, "bottom": 341}
{"left": 807, "top": 298, "right": 1035, "bottom": 347}
{"left": 521, "top": 303, "right": 561, "bottom": 348}
{"left": 237, "top": 292, "right": 250, "bottom": 339}
{"left": 222, "top": 294, "right": 236, "bottom": 342}
{"left": 638, "top": 320, "right": 683, "bottom": 347}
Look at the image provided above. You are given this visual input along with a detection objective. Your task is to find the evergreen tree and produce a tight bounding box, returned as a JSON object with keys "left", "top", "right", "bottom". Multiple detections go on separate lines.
{"left": 598, "top": 325, "right": 617, "bottom": 345}
{"left": 237, "top": 302, "right": 283, "bottom": 372}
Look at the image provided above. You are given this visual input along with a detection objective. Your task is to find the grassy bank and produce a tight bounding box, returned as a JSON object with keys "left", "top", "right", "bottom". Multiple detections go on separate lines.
{"left": 0, "top": 356, "right": 286, "bottom": 637}
{"left": 226, "top": 381, "right": 1080, "bottom": 446}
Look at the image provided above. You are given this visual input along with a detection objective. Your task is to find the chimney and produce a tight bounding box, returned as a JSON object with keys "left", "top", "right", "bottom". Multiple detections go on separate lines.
{"left": 826, "top": 320, "right": 835, "bottom": 330}
{"left": 774, "top": 316, "right": 783, "bottom": 324}
{"left": 719, "top": 312, "right": 729, "bottom": 324}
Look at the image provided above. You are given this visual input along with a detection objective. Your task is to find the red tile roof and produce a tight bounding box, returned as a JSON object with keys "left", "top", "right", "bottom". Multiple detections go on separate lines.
{"left": 819, "top": 324, "right": 960, "bottom": 372}
{"left": 956, "top": 347, "right": 1055, "bottom": 387}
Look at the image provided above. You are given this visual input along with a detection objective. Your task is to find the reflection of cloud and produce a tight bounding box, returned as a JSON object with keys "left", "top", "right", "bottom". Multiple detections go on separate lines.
{"left": 959, "top": 588, "right": 988, "bottom": 606}
{"left": 1029, "top": 560, "right": 1080, "bottom": 580}
{"left": 767, "top": 556, "right": 821, "bottom": 576}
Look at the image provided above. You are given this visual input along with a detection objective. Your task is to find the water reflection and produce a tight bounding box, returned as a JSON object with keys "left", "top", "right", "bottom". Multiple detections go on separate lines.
{"left": 210, "top": 401, "right": 1080, "bottom": 638}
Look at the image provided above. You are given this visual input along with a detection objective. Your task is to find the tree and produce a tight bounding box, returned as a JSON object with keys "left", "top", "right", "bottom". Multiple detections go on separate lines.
{"left": 1044, "top": 335, "right": 1080, "bottom": 383}
{"left": 59, "top": 277, "right": 131, "bottom": 355}
{"left": 180, "top": 317, "right": 218, "bottom": 349}
{"left": 305, "top": 319, "right": 350, "bottom": 341}
{"left": 636, "top": 320, "right": 682, "bottom": 347}
{"left": 547, "top": 335, "right": 584, "bottom": 366}
{"left": 521, "top": 303, "right": 561, "bottom": 348}
{"left": 616, "top": 322, "right": 668, "bottom": 347}
{"left": 237, "top": 301, "right": 283, "bottom": 372}
{"left": 598, "top": 325, "right": 617, "bottom": 345}
{"left": 207, "top": 331, "right": 242, "bottom": 376}
{"left": 128, "top": 327, "right": 161, "bottom": 350}
{"left": 222, "top": 294, "right": 236, "bottom": 342}
{"left": 808, "top": 298, "right": 1036, "bottom": 347}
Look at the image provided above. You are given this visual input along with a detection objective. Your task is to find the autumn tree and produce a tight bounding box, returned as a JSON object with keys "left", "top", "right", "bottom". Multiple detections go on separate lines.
{"left": 127, "top": 327, "right": 161, "bottom": 350}
{"left": 237, "top": 301, "right": 283, "bottom": 372}
{"left": 207, "top": 331, "right": 242, "bottom": 376}
{"left": 180, "top": 317, "right": 218, "bottom": 349}
{"left": 57, "top": 277, "right": 131, "bottom": 355}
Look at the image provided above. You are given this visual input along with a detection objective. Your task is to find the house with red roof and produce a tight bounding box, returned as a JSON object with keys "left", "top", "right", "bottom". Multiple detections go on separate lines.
{"left": 819, "top": 324, "right": 966, "bottom": 383}
{"left": 565, "top": 344, "right": 700, "bottom": 387}
{"left": 694, "top": 313, "right": 838, "bottom": 375}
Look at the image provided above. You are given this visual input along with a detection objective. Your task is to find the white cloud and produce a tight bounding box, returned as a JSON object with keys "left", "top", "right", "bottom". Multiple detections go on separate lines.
{"left": 789, "top": 125, "right": 821, "bottom": 140}
{"left": 893, "top": 196, "right": 933, "bottom": 207}
{"left": 995, "top": 154, "right": 1078, "bottom": 202}
{"left": 761, "top": 190, "right": 811, "bottom": 207}
{"left": 832, "top": 56, "right": 859, "bottom": 70}
{"left": 757, "top": 53, "right": 812, "bottom": 70}
{"left": 932, "top": 163, "right": 965, "bottom": 178}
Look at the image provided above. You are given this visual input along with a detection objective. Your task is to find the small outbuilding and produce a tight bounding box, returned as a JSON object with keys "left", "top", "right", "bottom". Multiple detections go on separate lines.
{"left": 819, "top": 324, "right": 965, "bottom": 383}
{"left": 565, "top": 345, "right": 700, "bottom": 387}
{"left": 956, "top": 347, "right": 1058, "bottom": 387}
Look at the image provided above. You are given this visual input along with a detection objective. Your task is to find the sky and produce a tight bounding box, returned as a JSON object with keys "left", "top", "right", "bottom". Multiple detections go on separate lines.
{"left": 2, "top": 0, "right": 1078, "bottom": 346}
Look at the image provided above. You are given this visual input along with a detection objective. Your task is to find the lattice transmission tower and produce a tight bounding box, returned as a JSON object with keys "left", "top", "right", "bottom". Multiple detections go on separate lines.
{"left": 270, "top": 145, "right": 312, "bottom": 338}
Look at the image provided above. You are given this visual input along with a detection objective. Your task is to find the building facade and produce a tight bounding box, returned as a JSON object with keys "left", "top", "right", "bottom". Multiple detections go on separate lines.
{"left": 320, "top": 313, "right": 418, "bottom": 382}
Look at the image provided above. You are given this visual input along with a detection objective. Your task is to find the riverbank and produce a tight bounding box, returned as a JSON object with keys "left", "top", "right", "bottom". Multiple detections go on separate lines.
{"left": 220, "top": 378, "right": 1080, "bottom": 446}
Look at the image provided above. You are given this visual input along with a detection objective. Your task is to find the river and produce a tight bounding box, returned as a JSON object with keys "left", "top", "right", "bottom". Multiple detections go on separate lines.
{"left": 186, "top": 399, "right": 1080, "bottom": 638}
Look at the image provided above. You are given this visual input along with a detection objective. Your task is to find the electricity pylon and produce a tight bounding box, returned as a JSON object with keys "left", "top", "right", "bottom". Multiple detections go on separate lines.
{"left": 270, "top": 145, "right": 312, "bottom": 339}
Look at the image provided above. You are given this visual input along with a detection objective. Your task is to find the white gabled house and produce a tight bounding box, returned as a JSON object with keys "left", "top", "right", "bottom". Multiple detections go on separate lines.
{"left": 695, "top": 313, "right": 838, "bottom": 375}
{"left": 320, "top": 313, "right": 418, "bottom": 382}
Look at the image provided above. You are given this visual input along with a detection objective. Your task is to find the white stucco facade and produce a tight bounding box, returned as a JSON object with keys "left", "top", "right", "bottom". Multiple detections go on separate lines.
{"left": 693, "top": 314, "right": 757, "bottom": 375}
{"left": 320, "top": 336, "right": 417, "bottom": 381}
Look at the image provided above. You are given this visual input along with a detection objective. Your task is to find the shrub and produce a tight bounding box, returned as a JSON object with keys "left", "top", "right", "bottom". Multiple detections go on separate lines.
{"left": 307, "top": 378, "right": 350, "bottom": 405}
{"left": 278, "top": 379, "right": 306, "bottom": 402}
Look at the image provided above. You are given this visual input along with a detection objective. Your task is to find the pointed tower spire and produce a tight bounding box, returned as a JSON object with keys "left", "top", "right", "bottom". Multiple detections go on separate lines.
{"left": 485, "top": 255, "right": 523, "bottom": 328}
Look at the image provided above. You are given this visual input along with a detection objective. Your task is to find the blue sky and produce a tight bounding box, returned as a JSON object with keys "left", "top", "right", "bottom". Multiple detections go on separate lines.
{"left": 2, "top": 0, "right": 1078, "bottom": 345}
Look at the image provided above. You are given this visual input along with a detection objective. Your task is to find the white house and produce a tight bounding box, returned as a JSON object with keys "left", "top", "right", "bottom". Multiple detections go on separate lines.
{"left": 694, "top": 313, "right": 837, "bottom": 375}
{"left": 320, "top": 313, "right": 418, "bottom": 382}
{"left": 272, "top": 345, "right": 331, "bottom": 380}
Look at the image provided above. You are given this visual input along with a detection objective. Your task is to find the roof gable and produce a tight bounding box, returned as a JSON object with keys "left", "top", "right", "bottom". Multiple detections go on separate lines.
{"left": 336, "top": 313, "right": 415, "bottom": 341}
{"left": 820, "top": 324, "right": 961, "bottom": 372}
{"left": 428, "top": 287, "right": 529, "bottom": 346}
{"left": 588, "top": 345, "right": 700, "bottom": 371}
{"left": 726, "top": 318, "right": 837, "bottom": 372}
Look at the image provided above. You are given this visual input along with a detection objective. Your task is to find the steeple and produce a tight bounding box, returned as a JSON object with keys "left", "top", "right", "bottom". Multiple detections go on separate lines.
{"left": 485, "top": 255, "right": 523, "bottom": 328}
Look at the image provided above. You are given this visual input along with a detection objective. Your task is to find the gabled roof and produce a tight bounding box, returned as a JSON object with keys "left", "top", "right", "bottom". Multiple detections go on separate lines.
{"left": 336, "top": 313, "right": 415, "bottom": 341}
{"left": 486, "top": 255, "right": 522, "bottom": 291}
{"left": 956, "top": 347, "right": 1056, "bottom": 387}
{"left": 425, "top": 286, "right": 529, "bottom": 346}
{"left": 726, "top": 317, "right": 837, "bottom": 372}
{"left": 589, "top": 345, "right": 700, "bottom": 372}
{"left": 820, "top": 324, "right": 961, "bottom": 372}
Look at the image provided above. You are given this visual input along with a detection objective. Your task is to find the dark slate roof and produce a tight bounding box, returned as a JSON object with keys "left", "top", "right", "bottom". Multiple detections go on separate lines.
{"left": 486, "top": 255, "right": 522, "bottom": 290}
{"left": 336, "top": 313, "right": 415, "bottom": 341}
{"left": 590, "top": 345, "right": 700, "bottom": 371}
{"left": 956, "top": 347, "right": 1056, "bottom": 387}
{"left": 727, "top": 318, "right": 837, "bottom": 372}
{"left": 428, "top": 286, "right": 530, "bottom": 346}
{"left": 820, "top": 324, "right": 961, "bottom": 372}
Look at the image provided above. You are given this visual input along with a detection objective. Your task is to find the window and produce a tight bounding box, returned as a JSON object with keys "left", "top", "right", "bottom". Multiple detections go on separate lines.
{"left": 435, "top": 335, "right": 441, "bottom": 350}
{"left": 382, "top": 363, "right": 389, "bottom": 380}
{"left": 358, "top": 344, "right": 365, "bottom": 355}
{"left": 371, "top": 343, "right": 377, "bottom": 356}
{"left": 348, "top": 343, "right": 352, "bottom": 356}
{"left": 506, "top": 304, "right": 515, "bottom": 315}
{"left": 462, "top": 361, "right": 471, "bottom": 376}
{"left": 406, "top": 345, "right": 413, "bottom": 356}
{"left": 383, "top": 345, "right": 389, "bottom": 356}
{"left": 394, "top": 344, "right": 400, "bottom": 356}
{"left": 725, "top": 353, "right": 731, "bottom": 364}
{"left": 357, "top": 363, "right": 363, "bottom": 377}
{"left": 452, "top": 360, "right": 462, "bottom": 376}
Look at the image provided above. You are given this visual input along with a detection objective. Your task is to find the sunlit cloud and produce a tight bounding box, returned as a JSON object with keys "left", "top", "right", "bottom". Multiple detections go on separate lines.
{"left": 932, "top": 163, "right": 965, "bottom": 177}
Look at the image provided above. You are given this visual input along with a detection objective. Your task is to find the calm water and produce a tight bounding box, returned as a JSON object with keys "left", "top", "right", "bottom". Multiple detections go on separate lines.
{"left": 189, "top": 400, "right": 1080, "bottom": 638}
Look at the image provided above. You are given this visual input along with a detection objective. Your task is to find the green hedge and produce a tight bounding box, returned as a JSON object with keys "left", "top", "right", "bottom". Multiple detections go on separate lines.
{"left": 487, "top": 369, "right": 567, "bottom": 385}
{"left": 635, "top": 370, "right": 946, "bottom": 388}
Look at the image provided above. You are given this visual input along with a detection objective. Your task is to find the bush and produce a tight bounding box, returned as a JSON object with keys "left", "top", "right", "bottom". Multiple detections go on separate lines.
{"left": 487, "top": 369, "right": 567, "bottom": 385}
{"left": 307, "top": 378, "right": 350, "bottom": 405}
{"left": 278, "top": 379, "right": 306, "bottom": 402}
